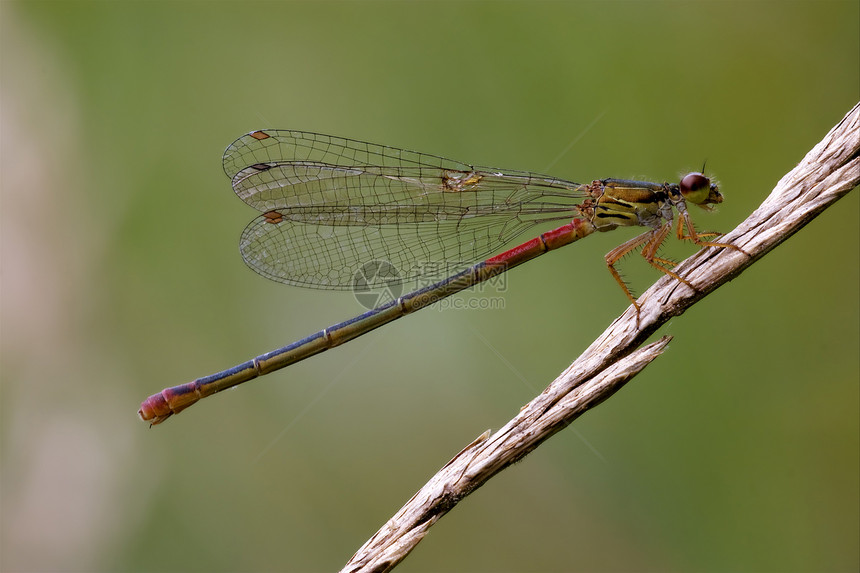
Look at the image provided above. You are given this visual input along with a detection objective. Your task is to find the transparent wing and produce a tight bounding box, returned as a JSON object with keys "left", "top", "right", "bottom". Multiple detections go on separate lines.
{"left": 225, "top": 130, "right": 592, "bottom": 289}
{"left": 239, "top": 213, "right": 545, "bottom": 289}
{"left": 223, "top": 129, "right": 477, "bottom": 180}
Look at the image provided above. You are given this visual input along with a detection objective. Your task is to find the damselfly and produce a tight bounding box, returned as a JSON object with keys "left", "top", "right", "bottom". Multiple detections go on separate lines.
{"left": 139, "top": 130, "right": 739, "bottom": 425}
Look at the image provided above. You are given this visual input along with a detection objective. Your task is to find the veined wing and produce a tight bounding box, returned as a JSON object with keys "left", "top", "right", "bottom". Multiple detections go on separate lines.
{"left": 225, "top": 130, "right": 593, "bottom": 289}
{"left": 239, "top": 212, "right": 560, "bottom": 290}
{"left": 223, "top": 129, "right": 479, "bottom": 180}
{"left": 223, "top": 130, "right": 590, "bottom": 215}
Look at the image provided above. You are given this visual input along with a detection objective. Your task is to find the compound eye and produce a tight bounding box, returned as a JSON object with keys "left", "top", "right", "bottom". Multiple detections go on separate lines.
{"left": 679, "top": 172, "right": 711, "bottom": 204}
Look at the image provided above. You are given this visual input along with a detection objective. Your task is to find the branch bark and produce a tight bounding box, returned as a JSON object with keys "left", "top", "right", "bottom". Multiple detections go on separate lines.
{"left": 341, "top": 102, "right": 860, "bottom": 572}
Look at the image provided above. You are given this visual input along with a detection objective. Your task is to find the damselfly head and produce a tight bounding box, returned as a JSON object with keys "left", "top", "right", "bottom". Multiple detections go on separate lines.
{"left": 680, "top": 172, "right": 723, "bottom": 210}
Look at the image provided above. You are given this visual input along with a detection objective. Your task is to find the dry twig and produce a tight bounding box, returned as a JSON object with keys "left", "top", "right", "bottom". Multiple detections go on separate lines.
{"left": 342, "top": 103, "right": 860, "bottom": 572}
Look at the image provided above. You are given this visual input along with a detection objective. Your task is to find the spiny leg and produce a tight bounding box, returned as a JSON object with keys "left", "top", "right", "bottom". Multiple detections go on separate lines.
{"left": 677, "top": 211, "right": 748, "bottom": 254}
{"left": 604, "top": 228, "right": 662, "bottom": 316}
{"left": 605, "top": 224, "right": 703, "bottom": 321}
{"left": 639, "top": 224, "right": 698, "bottom": 290}
{"left": 639, "top": 214, "right": 749, "bottom": 306}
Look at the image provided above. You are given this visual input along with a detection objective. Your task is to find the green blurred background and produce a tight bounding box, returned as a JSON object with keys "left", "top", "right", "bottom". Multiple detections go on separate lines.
{"left": 2, "top": 1, "right": 857, "bottom": 571}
